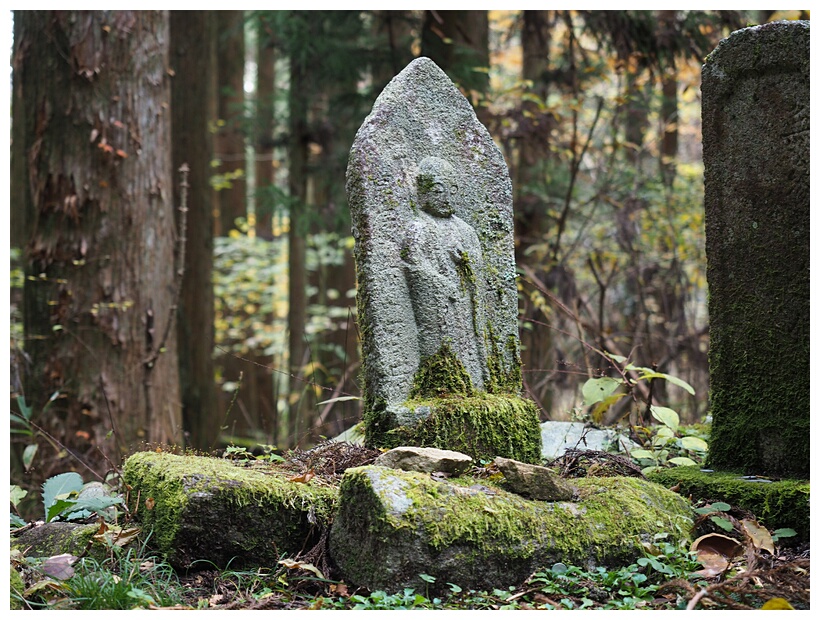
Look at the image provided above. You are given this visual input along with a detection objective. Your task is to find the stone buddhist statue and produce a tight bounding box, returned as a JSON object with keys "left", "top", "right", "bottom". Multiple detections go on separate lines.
{"left": 402, "top": 157, "right": 488, "bottom": 391}
{"left": 347, "top": 57, "right": 541, "bottom": 462}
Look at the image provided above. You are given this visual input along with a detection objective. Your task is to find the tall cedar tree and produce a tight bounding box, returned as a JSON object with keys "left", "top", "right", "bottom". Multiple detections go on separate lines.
{"left": 215, "top": 10, "right": 247, "bottom": 235}
{"left": 16, "top": 11, "right": 183, "bottom": 474}
{"left": 170, "top": 10, "right": 220, "bottom": 451}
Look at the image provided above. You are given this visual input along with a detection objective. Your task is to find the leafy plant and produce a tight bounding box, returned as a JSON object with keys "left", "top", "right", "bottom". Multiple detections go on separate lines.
{"left": 581, "top": 351, "right": 707, "bottom": 474}
{"left": 694, "top": 501, "right": 735, "bottom": 532}
{"left": 40, "top": 472, "right": 123, "bottom": 524}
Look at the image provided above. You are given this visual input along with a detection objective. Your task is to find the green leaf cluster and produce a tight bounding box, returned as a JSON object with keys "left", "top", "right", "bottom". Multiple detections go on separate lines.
{"left": 580, "top": 351, "right": 706, "bottom": 474}
{"left": 41, "top": 472, "right": 123, "bottom": 524}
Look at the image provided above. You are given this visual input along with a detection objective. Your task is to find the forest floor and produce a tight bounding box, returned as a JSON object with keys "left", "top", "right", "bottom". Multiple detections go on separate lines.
{"left": 166, "top": 445, "right": 811, "bottom": 611}
{"left": 13, "top": 443, "right": 810, "bottom": 610}
{"left": 172, "top": 542, "right": 810, "bottom": 610}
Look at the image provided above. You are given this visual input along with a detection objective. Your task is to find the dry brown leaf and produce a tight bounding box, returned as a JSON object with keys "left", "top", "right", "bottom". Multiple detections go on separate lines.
{"left": 690, "top": 533, "right": 743, "bottom": 578}
{"left": 288, "top": 470, "right": 315, "bottom": 484}
{"left": 741, "top": 518, "right": 775, "bottom": 554}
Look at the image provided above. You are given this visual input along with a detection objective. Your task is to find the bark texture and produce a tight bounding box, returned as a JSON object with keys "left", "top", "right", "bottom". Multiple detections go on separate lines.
{"left": 19, "top": 10, "right": 182, "bottom": 469}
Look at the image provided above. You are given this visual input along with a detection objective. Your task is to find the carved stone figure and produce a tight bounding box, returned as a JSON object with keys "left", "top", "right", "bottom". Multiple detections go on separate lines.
{"left": 347, "top": 57, "right": 541, "bottom": 462}
{"left": 402, "top": 157, "right": 487, "bottom": 391}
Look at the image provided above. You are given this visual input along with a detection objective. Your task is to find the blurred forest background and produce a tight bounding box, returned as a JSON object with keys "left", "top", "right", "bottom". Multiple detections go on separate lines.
{"left": 9, "top": 10, "right": 808, "bottom": 508}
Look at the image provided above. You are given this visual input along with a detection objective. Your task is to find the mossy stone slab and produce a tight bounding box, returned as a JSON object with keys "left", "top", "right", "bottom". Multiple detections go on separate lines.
{"left": 122, "top": 451, "right": 338, "bottom": 569}
{"left": 330, "top": 465, "right": 693, "bottom": 592}
{"left": 11, "top": 522, "right": 104, "bottom": 559}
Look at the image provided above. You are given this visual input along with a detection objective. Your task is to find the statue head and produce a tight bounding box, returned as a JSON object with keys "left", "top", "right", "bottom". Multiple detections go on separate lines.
{"left": 417, "top": 157, "right": 458, "bottom": 218}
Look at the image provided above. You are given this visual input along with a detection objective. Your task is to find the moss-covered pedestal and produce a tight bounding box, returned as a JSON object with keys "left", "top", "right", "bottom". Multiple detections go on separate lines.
{"left": 330, "top": 465, "right": 694, "bottom": 593}
{"left": 364, "top": 343, "right": 542, "bottom": 464}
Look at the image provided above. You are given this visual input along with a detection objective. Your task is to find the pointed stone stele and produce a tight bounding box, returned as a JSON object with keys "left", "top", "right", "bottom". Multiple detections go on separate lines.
{"left": 347, "top": 56, "right": 541, "bottom": 463}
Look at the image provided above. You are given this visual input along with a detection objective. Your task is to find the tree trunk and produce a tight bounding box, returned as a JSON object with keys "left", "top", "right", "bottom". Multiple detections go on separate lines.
{"left": 18, "top": 10, "right": 182, "bottom": 474}
{"left": 287, "top": 47, "right": 309, "bottom": 449}
{"left": 255, "top": 16, "right": 277, "bottom": 241}
{"left": 170, "top": 10, "right": 220, "bottom": 451}
{"left": 215, "top": 10, "right": 247, "bottom": 235}
{"left": 10, "top": 15, "right": 29, "bottom": 251}
{"left": 658, "top": 11, "right": 679, "bottom": 188}
{"left": 623, "top": 61, "right": 651, "bottom": 171}
{"left": 516, "top": 10, "right": 552, "bottom": 256}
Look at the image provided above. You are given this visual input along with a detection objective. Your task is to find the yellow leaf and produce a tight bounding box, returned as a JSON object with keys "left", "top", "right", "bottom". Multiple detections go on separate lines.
{"left": 761, "top": 598, "right": 794, "bottom": 610}
{"left": 278, "top": 558, "right": 325, "bottom": 579}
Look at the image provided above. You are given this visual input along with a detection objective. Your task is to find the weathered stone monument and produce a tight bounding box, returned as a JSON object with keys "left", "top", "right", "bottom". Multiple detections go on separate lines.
{"left": 702, "top": 21, "right": 809, "bottom": 478}
{"left": 347, "top": 57, "right": 541, "bottom": 462}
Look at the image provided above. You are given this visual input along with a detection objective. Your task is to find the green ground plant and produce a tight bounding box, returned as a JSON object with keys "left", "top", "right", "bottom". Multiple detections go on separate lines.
{"left": 13, "top": 544, "right": 184, "bottom": 610}
{"left": 580, "top": 351, "right": 707, "bottom": 473}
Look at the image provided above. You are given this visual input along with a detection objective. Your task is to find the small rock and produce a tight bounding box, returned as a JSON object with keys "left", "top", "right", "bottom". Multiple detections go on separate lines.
{"left": 494, "top": 457, "right": 575, "bottom": 501}
{"left": 374, "top": 446, "right": 472, "bottom": 476}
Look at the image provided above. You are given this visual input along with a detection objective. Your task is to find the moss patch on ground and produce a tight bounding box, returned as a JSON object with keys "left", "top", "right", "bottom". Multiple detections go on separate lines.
{"left": 11, "top": 522, "right": 104, "bottom": 560}
{"left": 330, "top": 465, "right": 693, "bottom": 592}
{"left": 647, "top": 466, "right": 809, "bottom": 541}
{"left": 122, "top": 451, "right": 338, "bottom": 569}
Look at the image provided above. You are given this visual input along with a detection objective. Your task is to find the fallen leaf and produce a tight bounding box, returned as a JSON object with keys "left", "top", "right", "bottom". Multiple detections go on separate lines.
{"left": 24, "top": 578, "right": 66, "bottom": 597}
{"left": 330, "top": 582, "right": 348, "bottom": 597}
{"left": 690, "top": 533, "right": 742, "bottom": 578}
{"left": 761, "top": 597, "right": 794, "bottom": 610}
{"left": 278, "top": 558, "right": 325, "bottom": 579}
{"left": 42, "top": 554, "right": 77, "bottom": 580}
{"left": 288, "top": 470, "right": 315, "bottom": 484}
{"left": 741, "top": 518, "right": 775, "bottom": 554}
{"left": 209, "top": 593, "right": 223, "bottom": 607}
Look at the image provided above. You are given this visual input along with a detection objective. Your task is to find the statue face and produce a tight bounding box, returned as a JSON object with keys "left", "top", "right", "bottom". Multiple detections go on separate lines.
{"left": 419, "top": 175, "right": 456, "bottom": 217}
{"left": 417, "top": 157, "right": 458, "bottom": 218}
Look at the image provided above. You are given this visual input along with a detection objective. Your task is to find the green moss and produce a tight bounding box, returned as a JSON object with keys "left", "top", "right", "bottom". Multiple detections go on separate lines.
{"left": 365, "top": 338, "right": 538, "bottom": 462}
{"left": 647, "top": 466, "right": 810, "bottom": 541}
{"left": 10, "top": 566, "right": 25, "bottom": 610}
{"left": 417, "top": 173, "right": 436, "bottom": 194}
{"left": 122, "top": 451, "right": 338, "bottom": 569}
{"left": 410, "top": 342, "right": 474, "bottom": 399}
{"left": 485, "top": 327, "right": 523, "bottom": 395}
{"left": 384, "top": 393, "right": 542, "bottom": 464}
{"left": 455, "top": 250, "right": 476, "bottom": 293}
{"left": 11, "top": 523, "right": 102, "bottom": 560}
